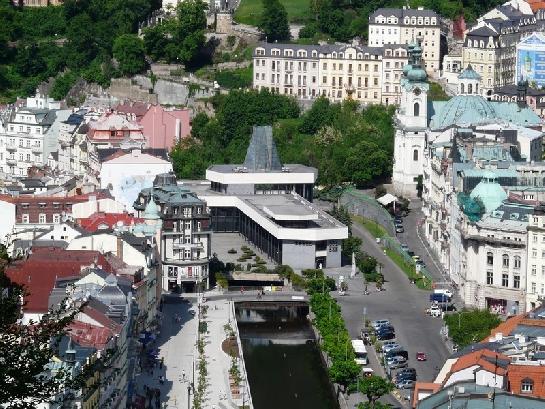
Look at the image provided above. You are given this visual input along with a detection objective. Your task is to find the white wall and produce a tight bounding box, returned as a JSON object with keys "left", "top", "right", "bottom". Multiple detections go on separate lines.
{"left": 0, "top": 200, "right": 16, "bottom": 245}
{"left": 72, "top": 198, "right": 127, "bottom": 219}
{"left": 443, "top": 365, "right": 479, "bottom": 386}
{"left": 36, "top": 223, "right": 82, "bottom": 243}
{"left": 67, "top": 234, "right": 147, "bottom": 267}
{"left": 100, "top": 162, "right": 173, "bottom": 209}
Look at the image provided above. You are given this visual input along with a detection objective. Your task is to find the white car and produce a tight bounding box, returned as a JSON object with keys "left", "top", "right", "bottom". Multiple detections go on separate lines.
{"left": 434, "top": 289, "right": 453, "bottom": 298}
{"left": 382, "top": 343, "right": 401, "bottom": 353}
{"left": 427, "top": 306, "right": 441, "bottom": 317}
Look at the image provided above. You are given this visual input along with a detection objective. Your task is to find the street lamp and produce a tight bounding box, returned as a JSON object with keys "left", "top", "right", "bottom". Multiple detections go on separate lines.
{"left": 187, "top": 384, "right": 191, "bottom": 409}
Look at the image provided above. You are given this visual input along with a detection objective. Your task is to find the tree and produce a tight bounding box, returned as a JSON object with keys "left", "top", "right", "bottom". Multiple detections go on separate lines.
{"left": 0, "top": 269, "right": 78, "bottom": 408}
{"left": 176, "top": 0, "right": 206, "bottom": 64}
{"left": 113, "top": 34, "right": 146, "bottom": 76}
{"left": 329, "top": 359, "right": 361, "bottom": 391}
{"left": 444, "top": 309, "right": 501, "bottom": 347}
{"left": 259, "top": 0, "right": 290, "bottom": 42}
{"left": 357, "top": 375, "right": 394, "bottom": 408}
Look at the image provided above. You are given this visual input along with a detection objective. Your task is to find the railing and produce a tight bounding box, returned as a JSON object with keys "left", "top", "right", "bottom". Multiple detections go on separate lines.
{"left": 230, "top": 301, "right": 254, "bottom": 409}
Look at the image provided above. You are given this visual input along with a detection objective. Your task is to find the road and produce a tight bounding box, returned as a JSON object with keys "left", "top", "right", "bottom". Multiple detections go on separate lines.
{"left": 327, "top": 209, "right": 450, "bottom": 406}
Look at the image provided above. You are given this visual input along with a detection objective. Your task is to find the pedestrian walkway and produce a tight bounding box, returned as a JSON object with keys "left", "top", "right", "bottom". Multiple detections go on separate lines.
{"left": 132, "top": 296, "right": 197, "bottom": 409}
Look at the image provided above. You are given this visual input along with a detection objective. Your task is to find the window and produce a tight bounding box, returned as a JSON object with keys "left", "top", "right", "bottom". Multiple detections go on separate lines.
{"left": 414, "top": 102, "right": 420, "bottom": 116}
{"left": 487, "top": 252, "right": 493, "bottom": 265}
{"left": 413, "top": 149, "right": 419, "bottom": 161}
{"left": 521, "top": 378, "right": 533, "bottom": 393}
{"left": 53, "top": 214, "right": 60, "bottom": 224}
{"left": 487, "top": 271, "right": 493, "bottom": 285}
{"left": 502, "top": 254, "right": 509, "bottom": 268}
{"left": 514, "top": 256, "right": 521, "bottom": 269}
{"left": 514, "top": 275, "right": 520, "bottom": 289}
{"left": 22, "top": 214, "right": 29, "bottom": 224}
{"left": 532, "top": 282, "right": 537, "bottom": 294}
{"left": 39, "top": 213, "right": 46, "bottom": 224}
{"left": 532, "top": 265, "right": 537, "bottom": 275}
{"left": 184, "top": 249, "right": 191, "bottom": 259}
{"left": 502, "top": 273, "right": 509, "bottom": 287}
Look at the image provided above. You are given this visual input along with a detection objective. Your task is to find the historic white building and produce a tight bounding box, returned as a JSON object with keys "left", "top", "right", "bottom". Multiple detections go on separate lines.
{"left": 368, "top": 6, "right": 444, "bottom": 73}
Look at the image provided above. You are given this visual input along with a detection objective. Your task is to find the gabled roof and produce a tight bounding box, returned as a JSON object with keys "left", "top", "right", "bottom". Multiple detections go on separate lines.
{"left": 5, "top": 248, "right": 113, "bottom": 313}
{"left": 78, "top": 212, "right": 142, "bottom": 233}
{"left": 449, "top": 349, "right": 509, "bottom": 378}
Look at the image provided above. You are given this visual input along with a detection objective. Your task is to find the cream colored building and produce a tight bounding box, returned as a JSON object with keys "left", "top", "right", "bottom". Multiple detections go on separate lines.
{"left": 462, "top": 0, "right": 538, "bottom": 97}
{"left": 253, "top": 43, "right": 408, "bottom": 105}
{"left": 368, "top": 7, "right": 444, "bottom": 74}
{"left": 526, "top": 209, "right": 545, "bottom": 310}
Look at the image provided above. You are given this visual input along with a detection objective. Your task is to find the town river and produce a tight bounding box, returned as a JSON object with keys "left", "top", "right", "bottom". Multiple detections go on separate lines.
{"left": 236, "top": 302, "right": 339, "bottom": 409}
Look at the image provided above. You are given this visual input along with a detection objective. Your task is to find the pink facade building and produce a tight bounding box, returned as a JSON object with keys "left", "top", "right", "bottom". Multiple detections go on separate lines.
{"left": 140, "top": 105, "right": 191, "bottom": 150}
{"left": 87, "top": 112, "right": 146, "bottom": 148}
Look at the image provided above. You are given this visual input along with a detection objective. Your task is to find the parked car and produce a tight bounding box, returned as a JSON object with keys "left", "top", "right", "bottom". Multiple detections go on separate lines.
{"left": 439, "top": 303, "right": 457, "bottom": 312}
{"left": 377, "top": 330, "right": 396, "bottom": 341}
{"left": 386, "top": 349, "right": 408, "bottom": 360}
{"left": 382, "top": 343, "right": 401, "bottom": 353}
{"left": 371, "top": 320, "right": 390, "bottom": 331}
{"left": 407, "top": 250, "right": 416, "bottom": 257}
{"left": 427, "top": 305, "right": 442, "bottom": 317}
{"left": 396, "top": 226, "right": 405, "bottom": 233}
{"left": 387, "top": 356, "right": 408, "bottom": 369}
{"left": 376, "top": 325, "right": 395, "bottom": 336}
{"left": 396, "top": 367, "right": 416, "bottom": 378}
{"left": 429, "top": 293, "right": 451, "bottom": 303}
{"left": 416, "top": 352, "right": 427, "bottom": 361}
{"left": 395, "top": 371, "right": 417, "bottom": 382}
{"left": 396, "top": 379, "right": 415, "bottom": 389}
{"left": 381, "top": 341, "right": 399, "bottom": 351}
{"left": 394, "top": 216, "right": 403, "bottom": 224}
{"left": 400, "top": 244, "right": 409, "bottom": 252}
{"left": 434, "top": 289, "right": 453, "bottom": 298}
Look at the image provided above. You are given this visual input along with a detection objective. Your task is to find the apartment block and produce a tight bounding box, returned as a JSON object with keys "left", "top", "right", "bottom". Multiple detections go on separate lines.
{"left": 368, "top": 6, "right": 444, "bottom": 73}
{"left": 253, "top": 42, "right": 408, "bottom": 105}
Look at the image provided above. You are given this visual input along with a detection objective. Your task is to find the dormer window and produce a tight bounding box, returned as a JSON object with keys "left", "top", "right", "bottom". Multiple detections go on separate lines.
{"left": 521, "top": 378, "right": 533, "bottom": 393}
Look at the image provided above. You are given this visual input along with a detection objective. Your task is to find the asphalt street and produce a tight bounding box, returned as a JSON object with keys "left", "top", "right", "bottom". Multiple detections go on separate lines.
{"left": 327, "top": 209, "right": 450, "bottom": 406}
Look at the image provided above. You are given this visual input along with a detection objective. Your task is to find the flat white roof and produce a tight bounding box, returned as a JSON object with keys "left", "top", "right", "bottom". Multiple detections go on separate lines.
{"left": 263, "top": 205, "right": 319, "bottom": 221}
{"left": 206, "top": 164, "right": 317, "bottom": 185}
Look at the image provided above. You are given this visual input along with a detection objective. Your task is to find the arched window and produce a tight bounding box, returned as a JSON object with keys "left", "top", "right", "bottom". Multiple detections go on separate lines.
{"left": 514, "top": 256, "right": 521, "bottom": 269}
{"left": 502, "top": 254, "right": 509, "bottom": 268}
{"left": 468, "top": 83, "right": 473, "bottom": 94}
{"left": 414, "top": 102, "right": 420, "bottom": 116}
{"left": 413, "top": 149, "right": 419, "bottom": 161}
{"left": 461, "top": 83, "right": 465, "bottom": 94}
{"left": 521, "top": 378, "right": 534, "bottom": 393}
{"left": 487, "top": 252, "right": 493, "bottom": 265}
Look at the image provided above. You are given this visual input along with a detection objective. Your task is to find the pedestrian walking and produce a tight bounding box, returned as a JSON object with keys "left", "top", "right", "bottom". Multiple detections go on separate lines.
{"left": 182, "top": 369, "right": 186, "bottom": 381}
{"left": 160, "top": 357, "right": 164, "bottom": 369}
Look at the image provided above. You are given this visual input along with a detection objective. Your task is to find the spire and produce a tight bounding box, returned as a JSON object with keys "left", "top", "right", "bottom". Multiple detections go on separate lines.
{"left": 243, "top": 126, "right": 282, "bottom": 171}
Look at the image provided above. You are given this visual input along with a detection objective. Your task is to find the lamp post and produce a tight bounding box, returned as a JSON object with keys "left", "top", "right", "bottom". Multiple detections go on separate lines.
{"left": 187, "top": 384, "right": 191, "bottom": 409}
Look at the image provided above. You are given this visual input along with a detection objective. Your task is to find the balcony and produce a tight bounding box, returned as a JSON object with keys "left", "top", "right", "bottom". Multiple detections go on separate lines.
{"left": 173, "top": 242, "right": 204, "bottom": 250}
{"left": 31, "top": 145, "right": 41, "bottom": 154}
{"left": 5, "top": 144, "right": 16, "bottom": 152}
{"left": 6, "top": 158, "right": 16, "bottom": 166}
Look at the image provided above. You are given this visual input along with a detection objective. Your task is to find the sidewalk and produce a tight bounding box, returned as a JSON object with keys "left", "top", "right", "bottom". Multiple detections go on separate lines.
{"left": 132, "top": 297, "right": 197, "bottom": 409}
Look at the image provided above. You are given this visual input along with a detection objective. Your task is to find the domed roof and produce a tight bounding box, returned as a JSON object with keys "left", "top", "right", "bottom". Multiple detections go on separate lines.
{"left": 458, "top": 64, "right": 481, "bottom": 80}
{"left": 407, "top": 67, "right": 427, "bottom": 82}
{"left": 143, "top": 196, "right": 160, "bottom": 220}
{"left": 429, "top": 95, "right": 497, "bottom": 129}
{"left": 403, "top": 63, "right": 414, "bottom": 76}
{"left": 469, "top": 175, "right": 507, "bottom": 214}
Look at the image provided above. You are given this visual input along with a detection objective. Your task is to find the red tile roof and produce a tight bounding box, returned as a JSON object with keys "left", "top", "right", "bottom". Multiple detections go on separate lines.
{"left": 80, "top": 304, "right": 122, "bottom": 335}
{"left": 527, "top": 0, "right": 545, "bottom": 12}
{"left": 508, "top": 364, "right": 545, "bottom": 398}
{"left": 67, "top": 321, "right": 114, "bottom": 350}
{"left": 449, "top": 349, "right": 509, "bottom": 378}
{"left": 412, "top": 382, "right": 441, "bottom": 408}
{"left": 78, "top": 212, "right": 142, "bottom": 232}
{"left": 5, "top": 248, "right": 113, "bottom": 313}
{"left": 485, "top": 314, "right": 526, "bottom": 341}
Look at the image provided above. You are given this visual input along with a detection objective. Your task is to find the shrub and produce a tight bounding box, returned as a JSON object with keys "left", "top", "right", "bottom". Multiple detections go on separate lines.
{"left": 227, "top": 248, "right": 237, "bottom": 254}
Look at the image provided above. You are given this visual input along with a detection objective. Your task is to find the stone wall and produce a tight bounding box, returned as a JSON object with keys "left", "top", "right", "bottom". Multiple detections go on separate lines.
{"left": 108, "top": 78, "right": 158, "bottom": 104}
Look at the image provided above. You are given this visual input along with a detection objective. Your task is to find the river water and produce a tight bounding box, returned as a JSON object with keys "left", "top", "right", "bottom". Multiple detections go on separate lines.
{"left": 236, "top": 302, "right": 338, "bottom": 409}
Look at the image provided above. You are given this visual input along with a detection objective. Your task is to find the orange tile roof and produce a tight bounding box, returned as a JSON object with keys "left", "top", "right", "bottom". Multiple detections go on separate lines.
{"left": 507, "top": 364, "right": 545, "bottom": 398}
{"left": 412, "top": 382, "right": 441, "bottom": 408}
{"left": 485, "top": 314, "right": 526, "bottom": 341}
{"left": 527, "top": 0, "right": 545, "bottom": 12}
{"left": 449, "top": 349, "right": 508, "bottom": 377}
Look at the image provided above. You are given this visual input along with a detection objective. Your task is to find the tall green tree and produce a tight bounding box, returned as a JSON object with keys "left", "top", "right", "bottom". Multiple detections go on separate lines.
{"left": 176, "top": 0, "right": 206, "bottom": 64}
{"left": 357, "top": 375, "right": 394, "bottom": 409}
{"left": 259, "top": 0, "right": 290, "bottom": 42}
{"left": 0, "top": 269, "right": 78, "bottom": 408}
{"left": 113, "top": 34, "right": 147, "bottom": 76}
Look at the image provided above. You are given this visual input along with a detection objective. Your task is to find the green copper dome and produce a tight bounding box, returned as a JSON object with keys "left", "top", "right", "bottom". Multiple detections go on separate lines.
{"left": 407, "top": 67, "right": 427, "bottom": 82}
{"left": 469, "top": 173, "right": 507, "bottom": 214}
{"left": 403, "top": 63, "right": 414, "bottom": 76}
{"left": 143, "top": 197, "right": 161, "bottom": 220}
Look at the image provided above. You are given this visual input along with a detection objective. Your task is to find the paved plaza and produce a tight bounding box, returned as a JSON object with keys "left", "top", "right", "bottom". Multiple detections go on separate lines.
{"left": 211, "top": 232, "right": 276, "bottom": 270}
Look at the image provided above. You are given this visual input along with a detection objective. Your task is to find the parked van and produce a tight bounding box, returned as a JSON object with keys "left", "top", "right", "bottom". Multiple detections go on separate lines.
{"left": 434, "top": 289, "right": 453, "bottom": 298}
{"left": 430, "top": 293, "right": 451, "bottom": 303}
{"left": 352, "top": 339, "right": 369, "bottom": 365}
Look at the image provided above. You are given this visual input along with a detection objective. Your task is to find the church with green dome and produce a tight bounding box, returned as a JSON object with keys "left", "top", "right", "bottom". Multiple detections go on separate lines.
{"left": 393, "top": 43, "right": 542, "bottom": 198}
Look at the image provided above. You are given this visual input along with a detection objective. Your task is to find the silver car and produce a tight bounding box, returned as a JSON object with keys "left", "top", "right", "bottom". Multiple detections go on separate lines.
{"left": 371, "top": 320, "right": 390, "bottom": 331}
{"left": 387, "top": 356, "right": 408, "bottom": 369}
{"left": 396, "top": 379, "right": 415, "bottom": 389}
{"left": 382, "top": 343, "right": 401, "bottom": 353}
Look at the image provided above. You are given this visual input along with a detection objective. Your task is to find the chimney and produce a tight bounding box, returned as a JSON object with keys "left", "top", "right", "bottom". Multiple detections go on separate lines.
{"left": 117, "top": 236, "right": 123, "bottom": 260}
{"left": 175, "top": 118, "right": 181, "bottom": 140}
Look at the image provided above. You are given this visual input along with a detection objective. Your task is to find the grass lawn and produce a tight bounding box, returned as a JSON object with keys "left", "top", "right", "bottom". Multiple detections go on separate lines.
{"left": 353, "top": 215, "right": 388, "bottom": 239}
{"left": 234, "top": 0, "right": 311, "bottom": 26}
{"left": 385, "top": 249, "right": 432, "bottom": 290}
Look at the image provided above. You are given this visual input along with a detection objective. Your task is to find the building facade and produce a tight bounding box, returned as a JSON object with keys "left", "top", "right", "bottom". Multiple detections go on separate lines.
{"left": 253, "top": 42, "right": 408, "bottom": 105}
{"left": 368, "top": 7, "right": 444, "bottom": 73}
{"left": 133, "top": 173, "right": 212, "bottom": 292}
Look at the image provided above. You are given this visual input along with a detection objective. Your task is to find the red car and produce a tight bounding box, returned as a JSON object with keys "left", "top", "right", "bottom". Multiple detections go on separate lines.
{"left": 416, "top": 352, "right": 427, "bottom": 361}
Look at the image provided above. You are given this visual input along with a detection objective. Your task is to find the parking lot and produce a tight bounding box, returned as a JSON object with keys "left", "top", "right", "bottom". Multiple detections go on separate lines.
{"left": 328, "top": 217, "right": 451, "bottom": 406}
